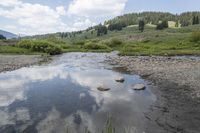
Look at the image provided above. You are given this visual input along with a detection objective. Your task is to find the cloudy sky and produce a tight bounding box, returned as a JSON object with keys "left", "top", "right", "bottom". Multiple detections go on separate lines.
{"left": 0, "top": 0, "right": 199, "bottom": 35}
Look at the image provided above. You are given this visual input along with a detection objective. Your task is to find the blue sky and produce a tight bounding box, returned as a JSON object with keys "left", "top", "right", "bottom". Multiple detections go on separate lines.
{"left": 0, "top": 0, "right": 200, "bottom": 35}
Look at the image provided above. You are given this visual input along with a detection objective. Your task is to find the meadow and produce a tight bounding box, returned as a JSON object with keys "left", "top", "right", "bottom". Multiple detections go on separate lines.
{"left": 1, "top": 24, "right": 200, "bottom": 56}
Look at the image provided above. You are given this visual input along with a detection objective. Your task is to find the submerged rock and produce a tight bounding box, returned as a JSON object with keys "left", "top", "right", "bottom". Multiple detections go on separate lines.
{"left": 133, "top": 84, "right": 146, "bottom": 90}
{"left": 97, "top": 86, "right": 110, "bottom": 91}
{"left": 115, "top": 77, "right": 125, "bottom": 83}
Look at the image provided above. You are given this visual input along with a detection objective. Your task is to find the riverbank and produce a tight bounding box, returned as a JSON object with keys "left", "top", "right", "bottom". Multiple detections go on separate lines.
{"left": 109, "top": 55, "right": 200, "bottom": 133}
{"left": 0, "top": 55, "right": 50, "bottom": 73}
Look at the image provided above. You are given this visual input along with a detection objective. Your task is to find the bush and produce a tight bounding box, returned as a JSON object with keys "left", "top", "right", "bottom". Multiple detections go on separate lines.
{"left": 31, "top": 40, "right": 51, "bottom": 52}
{"left": 45, "top": 45, "right": 62, "bottom": 55}
{"left": 17, "top": 40, "right": 62, "bottom": 55}
{"left": 60, "top": 44, "right": 71, "bottom": 49}
{"left": 84, "top": 42, "right": 110, "bottom": 50}
{"left": 73, "top": 41, "right": 85, "bottom": 46}
{"left": 17, "top": 40, "right": 33, "bottom": 49}
{"left": 190, "top": 31, "right": 200, "bottom": 42}
{"left": 107, "top": 38, "right": 122, "bottom": 47}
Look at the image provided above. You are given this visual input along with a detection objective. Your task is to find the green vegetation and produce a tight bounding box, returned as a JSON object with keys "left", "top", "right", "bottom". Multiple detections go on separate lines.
{"left": 1, "top": 12, "right": 200, "bottom": 56}
{"left": 138, "top": 20, "right": 145, "bottom": 32}
{"left": 156, "top": 21, "right": 169, "bottom": 30}
{"left": 105, "top": 11, "right": 200, "bottom": 27}
{"left": 190, "top": 31, "right": 200, "bottom": 42}
{"left": 17, "top": 40, "right": 62, "bottom": 55}
{"left": 0, "top": 45, "right": 32, "bottom": 54}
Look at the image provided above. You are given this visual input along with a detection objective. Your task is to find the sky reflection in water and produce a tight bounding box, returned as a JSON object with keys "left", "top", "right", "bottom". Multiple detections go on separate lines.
{"left": 0, "top": 53, "right": 156, "bottom": 133}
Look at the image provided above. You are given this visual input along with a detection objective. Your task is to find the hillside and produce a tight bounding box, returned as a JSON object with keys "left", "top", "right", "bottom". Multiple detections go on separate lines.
{"left": 1, "top": 11, "right": 200, "bottom": 56}
{"left": 105, "top": 11, "right": 200, "bottom": 27}
{"left": 0, "top": 29, "right": 18, "bottom": 39}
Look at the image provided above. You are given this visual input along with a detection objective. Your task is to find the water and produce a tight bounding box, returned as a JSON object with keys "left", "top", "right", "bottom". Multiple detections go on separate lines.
{"left": 0, "top": 53, "right": 156, "bottom": 133}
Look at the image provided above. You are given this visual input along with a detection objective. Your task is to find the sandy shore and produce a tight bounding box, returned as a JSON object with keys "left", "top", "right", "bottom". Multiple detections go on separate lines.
{"left": 109, "top": 55, "right": 200, "bottom": 133}
{"left": 0, "top": 55, "right": 50, "bottom": 73}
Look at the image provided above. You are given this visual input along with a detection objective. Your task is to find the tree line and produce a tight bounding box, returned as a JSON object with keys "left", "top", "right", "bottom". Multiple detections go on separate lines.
{"left": 105, "top": 11, "right": 200, "bottom": 27}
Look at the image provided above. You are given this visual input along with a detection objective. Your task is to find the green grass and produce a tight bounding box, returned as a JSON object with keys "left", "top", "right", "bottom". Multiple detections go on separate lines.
{"left": 1, "top": 24, "right": 200, "bottom": 56}
{"left": 63, "top": 24, "right": 200, "bottom": 56}
{"left": 0, "top": 45, "right": 39, "bottom": 54}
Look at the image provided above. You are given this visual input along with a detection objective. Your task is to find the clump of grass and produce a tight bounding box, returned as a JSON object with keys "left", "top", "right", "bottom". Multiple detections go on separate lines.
{"left": 84, "top": 42, "right": 110, "bottom": 50}
{"left": 107, "top": 38, "right": 123, "bottom": 47}
{"left": 73, "top": 40, "right": 85, "bottom": 46}
{"left": 190, "top": 31, "right": 200, "bottom": 42}
{"left": 0, "top": 45, "right": 32, "bottom": 54}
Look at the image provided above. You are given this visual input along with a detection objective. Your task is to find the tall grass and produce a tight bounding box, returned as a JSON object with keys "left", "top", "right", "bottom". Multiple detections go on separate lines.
{"left": 190, "top": 31, "right": 200, "bottom": 42}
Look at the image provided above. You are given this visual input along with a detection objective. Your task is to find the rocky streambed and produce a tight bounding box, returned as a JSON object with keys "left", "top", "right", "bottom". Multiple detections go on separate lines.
{"left": 0, "top": 55, "right": 50, "bottom": 73}
{"left": 108, "top": 55, "right": 200, "bottom": 133}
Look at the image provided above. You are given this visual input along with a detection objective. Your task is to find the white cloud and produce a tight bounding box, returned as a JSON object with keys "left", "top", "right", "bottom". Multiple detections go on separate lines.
{"left": 73, "top": 18, "right": 96, "bottom": 30}
{"left": 0, "top": 0, "right": 68, "bottom": 35}
{"left": 0, "top": 0, "right": 21, "bottom": 7}
{"left": 0, "top": 0, "right": 126, "bottom": 35}
{"left": 67, "top": 0, "right": 128, "bottom": 17}
{"left": 56, "top": 6, "right": 67, "bottom": 16}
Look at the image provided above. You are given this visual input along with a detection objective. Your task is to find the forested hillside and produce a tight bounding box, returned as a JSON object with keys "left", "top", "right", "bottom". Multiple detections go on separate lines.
{"left": 105, "top": 11, "right": 200, "bottom": 27}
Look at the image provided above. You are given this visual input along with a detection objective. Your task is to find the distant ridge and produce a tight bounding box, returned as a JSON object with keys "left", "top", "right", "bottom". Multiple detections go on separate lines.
{"left": 0, "top": 30, "right": 18, "bottom": 39}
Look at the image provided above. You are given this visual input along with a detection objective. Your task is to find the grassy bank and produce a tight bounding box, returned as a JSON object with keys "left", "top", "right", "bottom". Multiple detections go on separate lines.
{"left": 63, "top": 24, "right": 200, "bottom": 56}
{"left": 1, "top": 24, "right": 200, "bottom": 56}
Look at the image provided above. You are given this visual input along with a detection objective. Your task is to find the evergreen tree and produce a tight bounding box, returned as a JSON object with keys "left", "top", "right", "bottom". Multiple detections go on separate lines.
{"left": 138, "top": 20, "right": 145, "bottom": 32}
{"left": 96, "top": 24, "right": 107, "bottom": 36}
{"left": 192, "top": 16, "right": 196, "bottom": 25}
{"left": 175, "top": 21, "right": 179, "bottom": 27}
{"left": 156, "top": 21, "right": 168, "bottom": 30}
{"left": 162, "top": 20, "right": 169, "bottom": 28}
{"left": 196, "top": 16, "right": 199, "bottom": 24}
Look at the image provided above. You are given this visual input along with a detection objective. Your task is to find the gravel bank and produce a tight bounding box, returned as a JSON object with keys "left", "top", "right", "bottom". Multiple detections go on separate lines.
{"left": 0, "top": 55, "right": 49, "bottom": 73}
{"left": 109, "top": 55, "right": 200, "bottom": 133}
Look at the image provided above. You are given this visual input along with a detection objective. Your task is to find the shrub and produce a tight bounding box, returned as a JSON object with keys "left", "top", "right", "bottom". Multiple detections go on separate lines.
{"left": 60, "top": 44, "right": 71, "bottom": 49}
{"left": 73, "top": 41, "right": 85, "bottom": 45}
{"left": 45, "top": 45, "right": 62, "bottom": 55}
{"left": 107, "top": 38, "right": 122, "bottom": 47}
{"left": 31, "top": 40, "right": 50, "bottom": 52}
{"left": 17, "top": 40, "right": 62, "bottom": 55}
{"left": 190, "top": 31, "right": 200, "bottom": 42}
{"left": 17, "top": 40, "right": 33, "bottom": 49}
{"left": 84, "top": 42, "right": 110, "bottom": 50}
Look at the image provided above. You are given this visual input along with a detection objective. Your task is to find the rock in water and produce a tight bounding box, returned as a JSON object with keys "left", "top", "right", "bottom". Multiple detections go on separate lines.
{"left": 97, "top": 86, "right": 110, "bottom": 91}
{"left": 133, "top": 84, "right": 146, "bottom": 90}
{"left": 115, "top": 77, "right": 125, "bottom": 83}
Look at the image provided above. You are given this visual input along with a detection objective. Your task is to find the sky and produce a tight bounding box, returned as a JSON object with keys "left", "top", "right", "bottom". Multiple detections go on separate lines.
{"left": 0, "top": 0, "right": 200, "bottom": 35}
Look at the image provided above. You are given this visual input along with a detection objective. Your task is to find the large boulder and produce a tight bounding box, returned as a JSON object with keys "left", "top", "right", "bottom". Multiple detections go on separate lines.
{"left": 133, "top": 84, "right": 146, "bottom": 90}
{"left": 115, "top": 77, "right": 125, "bottom": 83}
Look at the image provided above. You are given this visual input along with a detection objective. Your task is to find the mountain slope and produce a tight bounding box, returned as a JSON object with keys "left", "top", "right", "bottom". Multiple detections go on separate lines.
{"left": 0, "top": 30, "right": 18, "bottom": 39}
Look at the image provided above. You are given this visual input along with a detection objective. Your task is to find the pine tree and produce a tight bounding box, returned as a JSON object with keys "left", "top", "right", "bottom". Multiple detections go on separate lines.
{"left": 192, "top": 16, "right": 196, "bottom": 25}
{"left": 138, "top": 20, "right": 145, "bottom": 32}
{"left": 175, "top": 21, "right": 179, "bottom": 27}
{"left": 196, "top": 16, "right": 199, "bottom": 24}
